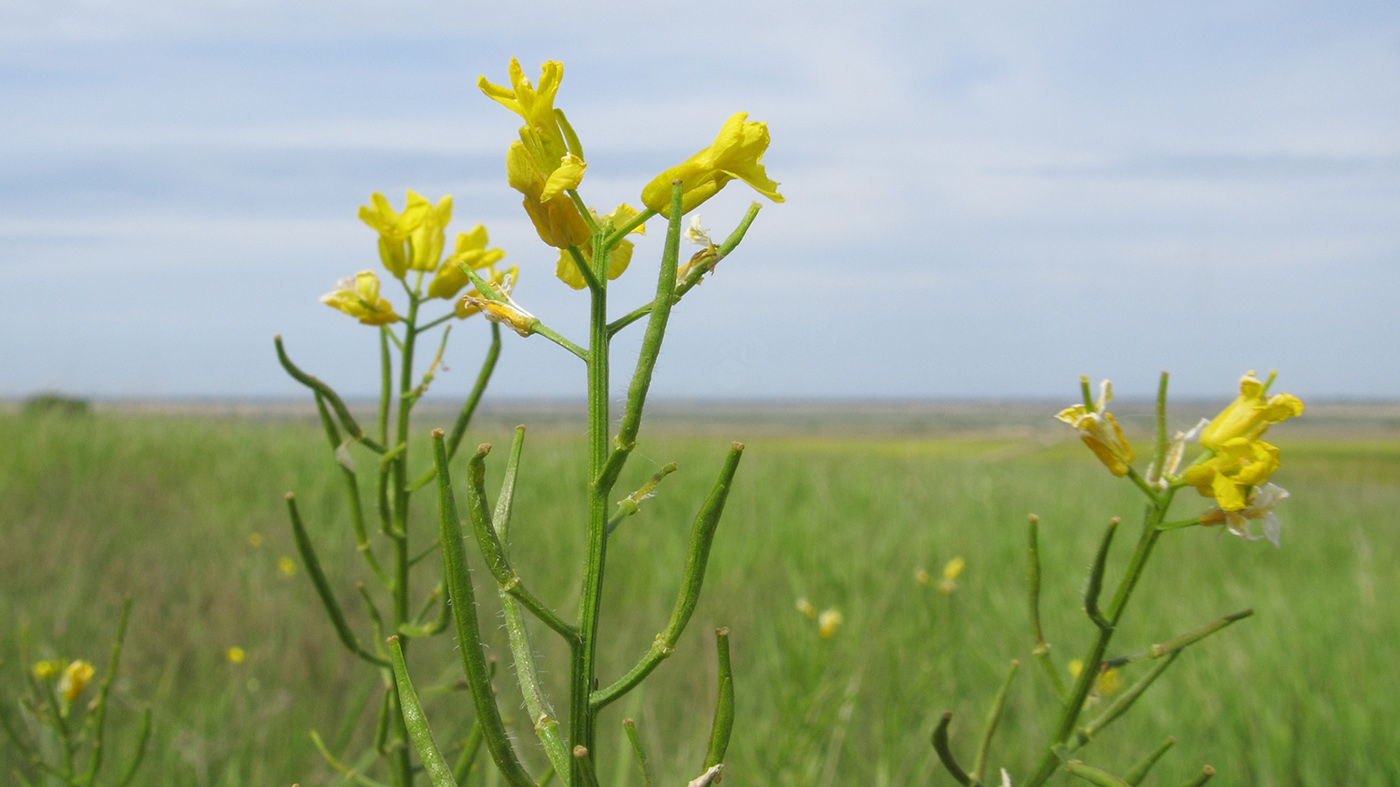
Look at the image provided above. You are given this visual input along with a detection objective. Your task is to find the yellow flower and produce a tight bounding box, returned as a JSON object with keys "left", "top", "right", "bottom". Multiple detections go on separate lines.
{"left": 358, "top": 191, "right": 431, "bottom": 278}
{"left": 226, "top": 647, "right": 246, "bottom": 664}
{"left": 427, "top": 225, "right": 507, "bottom": 300}
{"left": 32, "top": 659, "right": 62, "bottom": 680}
{"left": 1180, "top": 437, "right": 1280, "bottom": 512}
{"left": 278, "top": 556, "right": 297, "bottom": 577}
{"left": 247, "top": 532, "right": 264, "bottom": 547}
{"left": 1067, "top": 660, "right": 1121, "bottom": 697}
{"left": 641, "top": 112, "right": 784, "bottom": 217}
{"left": 1199, "top": 482, "right": 1290, "bottom": 546}
{"left": 481, "top": 59, "right": 592, "bottom": 249}
{"left": 321, "top": 271, "right": 399, "bottom": 325}
{"left": 408, "top": 194, "right": 453, "bottom": 274}
{"left": 1055, "top": 378, "right": 1135, "bottom": 477}
{"left": 795, "top": 598, "right": 817, "bottom": 618}
{"left": 554, "top": 204, "right": 645, "bottom": 289}
{"left": 59, "top": 660, "right": 94, "bottom": 703}
{"left": 1200, "top": 371, "right": 1304, "bottom": 450}
{"left": 479, "top": 58, "right": 571, "bottom": 169}
{"left": 1097, "top": 668, "right": 1122, "bottom": 696}
{"left": 913, "top": 567, "right": 931, "bottom": 586}
{"left": 939, "top": 556, "right": 965, "bottom": 594}
{"left": 507, "top": 144, "right": 591, "bottom": 248}
{"left": 817, "top": 608, "right": 843, "bottom": 639}
{"left": 943, "top": 557, "right": 965, "bottom": 581}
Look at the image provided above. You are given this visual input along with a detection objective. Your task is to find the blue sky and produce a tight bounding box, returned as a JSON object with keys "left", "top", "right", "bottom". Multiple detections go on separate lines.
{"left": 2, "top": 1, "right": 1397, "bottom": 401}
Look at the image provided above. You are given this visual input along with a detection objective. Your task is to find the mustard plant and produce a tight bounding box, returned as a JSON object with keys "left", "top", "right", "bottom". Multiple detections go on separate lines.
{"left": 933, "top": 371, "right": 1304, "bottom": 786}
{"left": 276, "top": 190, "right": 514, "bottom": 784}
{"left": 380, "top": 57, "right": 783, "bottom": 787}
{"left": 1, "top": 598, "right": 150, "bottom": 787}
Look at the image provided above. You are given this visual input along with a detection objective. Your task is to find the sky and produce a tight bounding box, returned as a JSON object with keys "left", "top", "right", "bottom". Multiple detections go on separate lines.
{"left": 1, "top": 0, "right": 1397, "bottom": 402}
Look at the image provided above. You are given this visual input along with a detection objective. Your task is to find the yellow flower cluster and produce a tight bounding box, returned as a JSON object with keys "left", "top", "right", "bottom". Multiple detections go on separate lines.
{"left": 320, "top": 190, "right": 512, "bottom": 326}
{"left": 795, "top": 598, "right": 843, "bottom": 638}
{"left": 1182, "top": 371, "right": 1303, "bottom": 513}
{"left": 1057, "top": 371, "right": 1304, "bottom": 540}
{"left": 477, "top": 58, "right": 783, "bottom": 290}
{"left": 32, "top": 659, "right": 95, "bottom": 703}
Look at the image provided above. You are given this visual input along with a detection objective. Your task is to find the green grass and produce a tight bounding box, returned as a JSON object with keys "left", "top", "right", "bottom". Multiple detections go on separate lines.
{"left": 1, "top": 409, "right": 1397, "bottom": 786}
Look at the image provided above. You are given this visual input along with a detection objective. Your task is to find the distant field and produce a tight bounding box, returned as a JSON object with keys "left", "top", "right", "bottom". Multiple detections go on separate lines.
{"left": 1, "top": 404, "right": 1397, "bottom": 786}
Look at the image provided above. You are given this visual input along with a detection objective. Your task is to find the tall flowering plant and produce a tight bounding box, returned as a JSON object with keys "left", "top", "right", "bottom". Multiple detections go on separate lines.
{"left": 0, "top": 598, "right": 150, "bottom": 786}
{"left": 934, "top": 371, "right": 1302, "bottom": 787}
{"left": 373, "top": 58, "right": 781, "bottom": 787}
{"left": 276, "top": 190, "right": 514, "bottom": 784}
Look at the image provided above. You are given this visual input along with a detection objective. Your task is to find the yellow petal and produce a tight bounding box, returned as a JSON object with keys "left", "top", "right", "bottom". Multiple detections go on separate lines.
{"left": 540, "top": 153, "right": 587, "bottom": 202}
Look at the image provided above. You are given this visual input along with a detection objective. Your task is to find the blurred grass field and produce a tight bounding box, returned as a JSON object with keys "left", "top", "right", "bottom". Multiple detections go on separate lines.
{"left": 1, "top": 402, "right": 1397, "bottom": 786}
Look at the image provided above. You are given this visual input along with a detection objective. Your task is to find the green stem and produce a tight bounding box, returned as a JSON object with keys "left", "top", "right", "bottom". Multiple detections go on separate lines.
{"left": 1124, "top": 737, "right": 1176, "bottom": 786}
{"left": 605, "top": 203, "right": 760, "bottom": 337}
{"left": 1023, "top": 493, "right": 1174, "bottom": 787}
{"left": 531, "top": 320, "right": 589, "bottom": 360}
{"left": 931, "top": 712, "right": 973, "bottom": 786}
{"left": 567, "top": 246, "right": 602, "bottom": 293}
{"left": 1027, "top": 515, "right": 1066, "bottom": 700}
{"left": 408, "top": 322, "right": 503, "bottom": 492}
{"left": 113, "top": 706, "right": 153, "bottom": 787}
{"left": 591, "top": 443, "right": 745, "bottom": 711}
{"left": 973, "top": 660, "right": 1019, "bottom": 784}
{"left": 285, "top": 493, "right": 388, "bottom": 667}
{"left": 388, "top": 294, "right": 421, "bottom": 787}
{"left": 380, "top": 328, "right": 393, "bottom": 446}
{"left": 594, "top": 182, "right": 685, "bottom": 498}
{"left": 603, "top": 208, "right": 656, "bottom": 247}
{"left": 492, "top": 428, "right": 573, "bottom": 782}
{"left": 571, "top": 214, "right": 613, "bottom": 787}
{"left": 275, "top": 335, "right": 386, "bottom": 453}
{"left": 315, "top": 394, "right": 390, "bottom": 588}
{"left": 80, "top": 596, "right": 133, "bottom": 786}
{"left": 430, "top": 431, "right": 534, "bottom": 786}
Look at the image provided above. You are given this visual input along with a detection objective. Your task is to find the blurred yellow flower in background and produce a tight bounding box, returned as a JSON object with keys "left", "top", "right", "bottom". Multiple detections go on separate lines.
{"left": 818, "top": 608, "right": 843, "bottom": 639}
{"left": 247, "top": 532, "right": 263, "bottom": 547}
{"left": 59, "top": 660, "right": 94, "bottom": 702}
{"left": 641, "top": 112, "right": 784, "bottom": 217}
{"left": 32, "top": 660, "right": 62, "bottom": 680}
{"left": 795, "top": 598, "right": 817, "bottom": 619}
{"left": 226, "top": 647, "right": 246, "bottom": 664}
{"left": 940, "top": 556, "right": 965, "bottom": 594}
{"left": 1068, "top": 659, "right": 1121, "bottom": 697}
{"left": 1056, "top": 378, "right": 1134, "bottom": 477}
{"left": 278, "top": 556, "right": 297, "bottom": 577}
{"left": 321, "top": 271, "right": 399, "bottom": 326}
